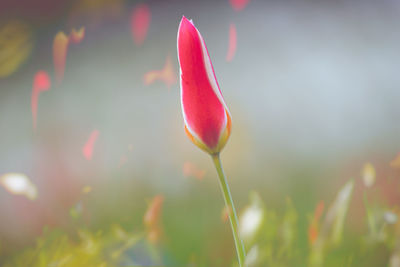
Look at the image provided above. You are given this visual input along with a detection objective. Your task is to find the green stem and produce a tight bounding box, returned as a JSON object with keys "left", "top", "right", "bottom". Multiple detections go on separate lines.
{"left": 212, "top": 153, "right": 246, "bottom": 266}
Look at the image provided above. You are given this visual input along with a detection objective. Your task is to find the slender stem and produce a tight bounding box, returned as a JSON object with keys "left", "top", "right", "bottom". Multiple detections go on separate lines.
{"left": 212, "top": 153, "right": 246, "bottom": 266}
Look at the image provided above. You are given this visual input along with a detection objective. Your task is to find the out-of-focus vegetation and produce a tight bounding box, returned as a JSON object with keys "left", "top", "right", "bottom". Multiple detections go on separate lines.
{"left": 1, "top": 173, "right": 399, "bottom": 266}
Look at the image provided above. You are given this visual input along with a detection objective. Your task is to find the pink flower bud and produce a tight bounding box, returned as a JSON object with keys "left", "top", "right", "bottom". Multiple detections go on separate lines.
{"left": 177, "top": 16, "right": 231, "bottom": 155}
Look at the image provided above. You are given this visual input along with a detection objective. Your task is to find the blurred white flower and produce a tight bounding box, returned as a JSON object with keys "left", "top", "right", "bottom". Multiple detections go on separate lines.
{"left": 239, "top": 192, "right": 264, "bottom": 241}
{"left": 0, "top": 173, "right": 37, "bottom": 200}
{"left": 325, "top": 179, "right": 354, "bottom": 245}
{"left": 244, "top": 245, "right": 260, "bottom": 267}
{"left": 384, "top": 211, "right": 398, "bottom": 225}
{"left": 389, "top": 254, "right": 400, "bottom": 267}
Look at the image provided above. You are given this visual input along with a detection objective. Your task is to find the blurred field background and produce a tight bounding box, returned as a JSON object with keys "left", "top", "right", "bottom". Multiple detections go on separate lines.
{"left": 0, "top": 0, "right": 400, "bottom": 266}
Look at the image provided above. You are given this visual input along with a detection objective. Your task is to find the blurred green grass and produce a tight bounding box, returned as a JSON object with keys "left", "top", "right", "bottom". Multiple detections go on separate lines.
{"left": 1, "top": 173, "right": 399, "bottom": 266}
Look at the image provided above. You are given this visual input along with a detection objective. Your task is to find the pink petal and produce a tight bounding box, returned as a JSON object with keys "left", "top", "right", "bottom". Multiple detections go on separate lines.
{"left": 31, "top": 71, "right": 51, "bottom": 130}
{"left": 131, "top": 4, "right": 151, "bottom": 46}
{"left": 177, "top": 17, "right": 232, "bottom": 154}
{"left": 226, "top": 23, "right": 237, "bottom": 62}
{"left": 82, "top": 130, "right": 99, "bottom": 160}
{"left": 229, "top": 0, "right": 250, "bottom": 11}
{"left": 178, "top": 17, "right": 228, "bottom": 150}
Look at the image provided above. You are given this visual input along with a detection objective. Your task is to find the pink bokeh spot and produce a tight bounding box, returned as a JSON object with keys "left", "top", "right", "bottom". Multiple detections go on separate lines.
{"left": 226, "top": 23, "right": 237, "bottom": 62}
{"left": 131, "top": 4, "right": 151, "bottom": 46}
{"left": 31, "top": 71, "right": 51, "bottom": 130}
{"left": 229, "top": 0, "right": 250, "bottom": 11}
{"left": 82, "top": 130, "right": 99, "bottom": 160}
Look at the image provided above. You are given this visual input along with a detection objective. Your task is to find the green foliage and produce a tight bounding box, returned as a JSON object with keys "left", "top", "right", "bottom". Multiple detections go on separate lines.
{"left": 243, "top": 194, "right": 300, "bottom": 266}
{"left": 1, "top": 178, "right": 399, "bottom": 266}
{"left": 2, "top": 226, "right": 145, "bottom": 267}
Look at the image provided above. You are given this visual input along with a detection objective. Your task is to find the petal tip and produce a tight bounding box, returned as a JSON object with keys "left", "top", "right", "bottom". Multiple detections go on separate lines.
{"left": 179, "top": 16, "right": 195, "bottom": 29}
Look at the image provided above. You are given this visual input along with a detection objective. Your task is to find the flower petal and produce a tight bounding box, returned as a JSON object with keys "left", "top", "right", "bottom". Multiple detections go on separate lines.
{"left": 178, "top": 17, "right": 229, "bottom": 152}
